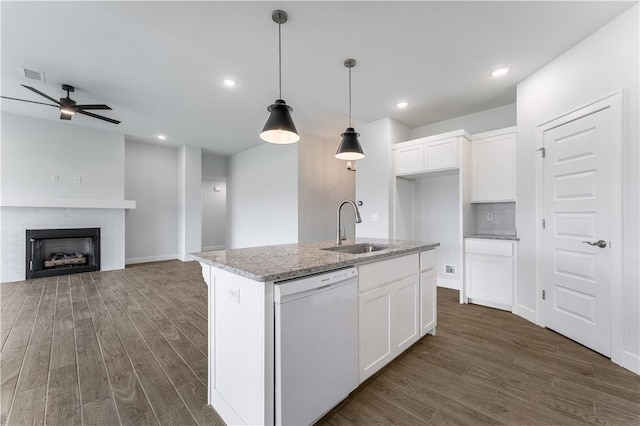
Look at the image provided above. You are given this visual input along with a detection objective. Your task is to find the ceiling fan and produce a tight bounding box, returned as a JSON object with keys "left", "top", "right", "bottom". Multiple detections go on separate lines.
{"left": 1, "top": 84, "right": 121, "bottom": 124}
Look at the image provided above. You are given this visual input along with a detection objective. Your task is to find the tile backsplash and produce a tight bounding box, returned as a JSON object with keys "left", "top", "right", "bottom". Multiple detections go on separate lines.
{"left": 475, "top": 202, "right": 516, "bottom": 236}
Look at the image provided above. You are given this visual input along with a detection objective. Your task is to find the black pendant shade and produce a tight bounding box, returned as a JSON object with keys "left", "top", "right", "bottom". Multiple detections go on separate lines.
{"left": 335, "top": 127, "right": 365, "bottom": 160}
{"left": 261, "top": 10, "right": 300, "bottom": 145}
{"left": 260, "top": 99, "right": 300, "bottom": 144}
{"left": 335, "top": 59, "right": 365, "bottom": 160}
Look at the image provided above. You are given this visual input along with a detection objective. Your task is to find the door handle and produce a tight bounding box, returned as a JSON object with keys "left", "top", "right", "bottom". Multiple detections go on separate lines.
{"left": 582, "top": 240, "right": 607, "bottom": 248}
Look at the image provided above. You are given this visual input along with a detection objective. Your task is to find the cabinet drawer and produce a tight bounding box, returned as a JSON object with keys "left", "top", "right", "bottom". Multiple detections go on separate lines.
{"left": 465, "top": 239, "right": 513, "bottom": 256}
{"left": 419, "top": 249, "right": 436, "bottom": 271}
{"left": 358, "top": 254, "right": 419, "bottom": 293}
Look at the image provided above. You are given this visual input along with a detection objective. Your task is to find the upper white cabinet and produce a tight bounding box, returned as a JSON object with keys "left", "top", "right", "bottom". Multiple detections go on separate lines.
{"left": 424, "top": 137, "right": 458, "bottom": 171}
{"left": 471, "top": 128, "right": 517, "bottom": 202}
{"left": 395, "top": 144, "right": 424, "bottom": 175}
{"left": 395, "top": 130, "right": 469, "bottom": 177}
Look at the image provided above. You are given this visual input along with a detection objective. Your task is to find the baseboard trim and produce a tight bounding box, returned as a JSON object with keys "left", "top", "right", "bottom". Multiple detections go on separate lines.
{"left": 201, "top": 245, "right": 225, "bottom": 251}
{"left": 622, "top": 351, "right": 640, "bottom": 375}
{"left": 125, "top": 254, "right": 179, "bottom": 265}
{"left": 514, "top": 303, "right": 537, "bottom": 323}
{"left": 437, "top": 278, "right": 460, "bottom": 290}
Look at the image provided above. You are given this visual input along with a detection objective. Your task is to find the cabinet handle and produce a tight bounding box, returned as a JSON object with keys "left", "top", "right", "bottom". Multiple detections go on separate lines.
{"left": 582, "top": 240, "right": 607, "bottom": 248}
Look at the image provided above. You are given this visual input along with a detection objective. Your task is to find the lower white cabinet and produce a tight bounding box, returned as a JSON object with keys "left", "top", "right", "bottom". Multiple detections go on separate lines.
{"left": 358, "top": 250, "right": 437, "bottom": 383}
{"left": 420, "top": 268, "right": 436, "bottom": 336}
{"left": 358, "top": 273, "right": 419, "bottom": 383}
{"left": 464, "top": 239, "right": 516, "bottom": 311}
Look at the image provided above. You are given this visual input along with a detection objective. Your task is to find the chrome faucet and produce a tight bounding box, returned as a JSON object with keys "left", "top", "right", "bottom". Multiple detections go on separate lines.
{"left": 336, "top": 200, "right": 362, "bottom": 245}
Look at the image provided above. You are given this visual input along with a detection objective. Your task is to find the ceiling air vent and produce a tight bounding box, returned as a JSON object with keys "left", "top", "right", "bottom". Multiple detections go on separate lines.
{"left": 21, "top": 67, "right": 45, "bottom": 82}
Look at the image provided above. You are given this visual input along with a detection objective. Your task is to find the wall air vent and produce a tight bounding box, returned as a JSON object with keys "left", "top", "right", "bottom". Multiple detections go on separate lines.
{"left": 21, "top": 67, "right": 45, "bottom": 82}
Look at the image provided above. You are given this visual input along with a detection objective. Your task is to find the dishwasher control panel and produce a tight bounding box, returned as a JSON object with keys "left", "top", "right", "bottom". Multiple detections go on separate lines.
{"left": 275, "top": 267, "right": 358, "bottom": 302}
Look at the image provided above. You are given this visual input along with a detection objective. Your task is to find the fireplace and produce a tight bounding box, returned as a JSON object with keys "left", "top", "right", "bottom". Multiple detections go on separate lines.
{"left": 26, "top": 228, "right": 100, "bottom": 279}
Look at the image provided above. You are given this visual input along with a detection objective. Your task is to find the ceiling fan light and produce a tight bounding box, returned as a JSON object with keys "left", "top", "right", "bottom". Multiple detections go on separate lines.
{"left": 260, "top": 99, "right": 300, "bottom": 144}
{"left": 335, "top": 127, "right": 365, "bottom": 160}
{"left": 60, "top": 107, "right": 75, "bottom": 115}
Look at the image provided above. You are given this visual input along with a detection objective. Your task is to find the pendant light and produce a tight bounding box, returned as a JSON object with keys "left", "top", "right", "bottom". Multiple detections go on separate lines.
{"left": 260, "top": 10, "right": 300, "bottom": 144}
{"left": 335, "top": 59, "right": 365, "bottom": 160}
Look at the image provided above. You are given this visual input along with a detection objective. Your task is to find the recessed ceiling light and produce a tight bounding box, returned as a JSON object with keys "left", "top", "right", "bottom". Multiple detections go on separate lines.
{"left": 223, "top": 79, "right": 237, "bottom": 87}
{"left": 396, "top": 101, "right": 409, "bottom": 109}
{"left": 158, "top": 135, "right": 166, "bottom": 140}
{"left": 491, "top": 67, "right": 511, "bottom": 77}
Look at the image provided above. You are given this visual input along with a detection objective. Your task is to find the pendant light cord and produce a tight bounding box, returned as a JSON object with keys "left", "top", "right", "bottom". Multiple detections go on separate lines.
{"left": 348, "top": 65, "right": 352, "bottom": 128}
{"left": 278, "top": 19, "right": 282, "bottom": 99}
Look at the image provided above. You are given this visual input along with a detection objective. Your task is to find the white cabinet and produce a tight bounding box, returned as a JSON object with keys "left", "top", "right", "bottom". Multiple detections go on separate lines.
{"left": 471, "top": 128, "right": 516, "bottom": 202}
{"left": 419, "top": 250, "right": 437, "bottom": 336}
{"left": 424, "top": 137, "right": 458, "bottom": 171}
{"left": 395, "top": 145, "right": 424, "bottom": 175}
{"left": 358, "top": 250, "right": 437, "bottom": 383}
{"left": 357, "top": 253, "right": 422, "bottom": 383}
{"left": 394, "top": 130, "right": 469, "bottom": 177}
{"left": 464, "top": 238, "right": 516, "bottom": 311}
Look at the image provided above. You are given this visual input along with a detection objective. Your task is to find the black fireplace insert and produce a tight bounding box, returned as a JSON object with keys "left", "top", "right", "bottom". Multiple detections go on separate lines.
{"left": 26, "top": 228, "right": 100, "bottom": 279}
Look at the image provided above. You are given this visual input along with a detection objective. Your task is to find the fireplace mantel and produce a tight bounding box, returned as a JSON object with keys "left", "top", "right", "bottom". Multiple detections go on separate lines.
{"left": 1, "top": 196, "right": 136, "bottom": 209}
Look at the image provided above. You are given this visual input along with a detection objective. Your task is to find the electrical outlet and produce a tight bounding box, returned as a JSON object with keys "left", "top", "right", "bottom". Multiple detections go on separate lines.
{"left": 228, "top": 287, "right": 240, "bottom": 303}
{"left": 487, "top": 212, "right": 494, "bottom": 221}
{"left": 51, "top": 175, "right": 59, "bottom": 183}
{"left": 371, "top": 213, "right": 379, "bottom": 222}
{"left": 74, "top": 176, "right": 82, "bottom": 184}
{"left": 445, "top": 265, "right": 456, "bottom": 274}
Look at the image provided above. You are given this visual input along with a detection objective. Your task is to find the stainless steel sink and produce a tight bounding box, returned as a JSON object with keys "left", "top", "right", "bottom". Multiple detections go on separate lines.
{"left": 321, "top": 243, "right": 389, "bottom": 254}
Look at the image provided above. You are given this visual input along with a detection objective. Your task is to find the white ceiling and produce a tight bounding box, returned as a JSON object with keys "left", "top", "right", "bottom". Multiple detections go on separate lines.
{"left": 1, "top": 1, "right": 635, "bottom": 156}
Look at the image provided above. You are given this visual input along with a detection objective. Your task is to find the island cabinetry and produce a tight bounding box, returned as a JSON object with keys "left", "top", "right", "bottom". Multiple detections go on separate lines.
{"left": 470, "top": 127, "right": 517, "bottom": 202}
{"left": 419, "top": 249, "right": 437, "bottom": 336}
{"left": 358, "top": 254, "right": 419, "bottom": 383}
{"left": 358, "top": 249, "right": 437, "bottom": 383}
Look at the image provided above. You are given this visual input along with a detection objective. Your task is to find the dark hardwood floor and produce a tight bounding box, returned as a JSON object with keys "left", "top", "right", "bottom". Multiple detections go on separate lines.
{"left": 1, "top": 260, "right": 638, "bottom": 425}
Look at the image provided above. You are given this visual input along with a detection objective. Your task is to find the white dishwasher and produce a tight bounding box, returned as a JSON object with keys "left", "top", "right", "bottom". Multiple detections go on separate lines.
{"left": 274, "top": 267, "right": 358, "bottom": 426}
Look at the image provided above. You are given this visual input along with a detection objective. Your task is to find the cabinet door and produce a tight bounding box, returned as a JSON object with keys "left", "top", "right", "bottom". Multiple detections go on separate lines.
{"left": 395, "top": 145, "right": 424, "bottom": 175}
{"left": 393, "top": 275, "right": 420, "bottom": 353}
{"left": 358, "top": 284, "right": 393, "bottom": 383}
{"left": 471, "top": 134, "right": 516, "bottom": 202}
{"left": 424, "top": 137, "right": 458, "bottom": 171}
{"left": 465, "top": 253, "right": 513, "bottom": 311}
{"left": 420, "top": 269, "right": 437, "bottom": 336}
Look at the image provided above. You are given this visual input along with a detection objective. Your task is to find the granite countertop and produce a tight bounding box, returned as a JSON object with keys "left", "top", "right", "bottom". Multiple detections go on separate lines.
{"left": 465, "top": 234, "right": 520, "bottom": 241}
{"left": 191, "top": 238, "right": 439, "bottom": 282}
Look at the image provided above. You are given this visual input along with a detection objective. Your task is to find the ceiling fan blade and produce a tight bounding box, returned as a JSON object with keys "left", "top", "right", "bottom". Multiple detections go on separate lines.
{"left": 75, "top": 104, "right": 112, "bottom": 111}
{"left": 1, "top": 96, "right": 58, "bottom": 108}
{"left": 59, "top": 113, "right": 72, "bottom": 120}
{"left": 20, "top": 84, "right": 60, "bottom": 105}
{"left": 77, "top": 110, "right": 121, "bottom": 124}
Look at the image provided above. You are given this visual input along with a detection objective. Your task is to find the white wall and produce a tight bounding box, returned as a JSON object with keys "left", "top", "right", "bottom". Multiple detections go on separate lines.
{"left": 227, "top": 143, "right": 298, "bottom": 249}
{"left": 356, "top": 118, "right": 410, "bottom": 239}
{"left": 124, "top": 141, "right": 179, "bottom": 263}
{"left": 298, "top": 134, "right": 355, "bottom": 242}
{"left": 202, "top": 179, "right": 226, "bottom": 250}
{"left": 516, "top": 5, "right": 639, "bottom": 371}
{"left": 202, "top": 151, "right": 228, "bottom": 180}
{"left": 410, "top": 104, "right": 516, "bottom": 140}
{"left": 414, "top": 171, "right": 461, "bottom": 287}
{"left": 178, "top": 145, "right": 202, "bottom": 260}
{"left": 201, "top": 152, "right": 228, "bottom": 250}
{"left": 1, "top": 112, "right": 124, "bottom": 201}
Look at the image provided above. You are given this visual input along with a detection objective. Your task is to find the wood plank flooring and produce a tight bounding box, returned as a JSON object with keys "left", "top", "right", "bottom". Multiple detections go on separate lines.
{"left": 1, "top": 260, "right": 638, "bottom": 425}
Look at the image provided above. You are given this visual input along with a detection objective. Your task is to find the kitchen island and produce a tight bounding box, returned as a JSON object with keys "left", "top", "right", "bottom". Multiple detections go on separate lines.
{"left": 192, "top": 238, "right": 439, "bottom": 425}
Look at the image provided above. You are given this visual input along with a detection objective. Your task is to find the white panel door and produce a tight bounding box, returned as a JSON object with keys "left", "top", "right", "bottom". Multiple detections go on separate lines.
{"left": 543, "top": 108, "right": 611, "bottom": 357}
{"left": 358, "top": 284, "right": 393, "bottom": 382}
{"left": 394, "top": 274, "right": 419, "bottom": 353}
